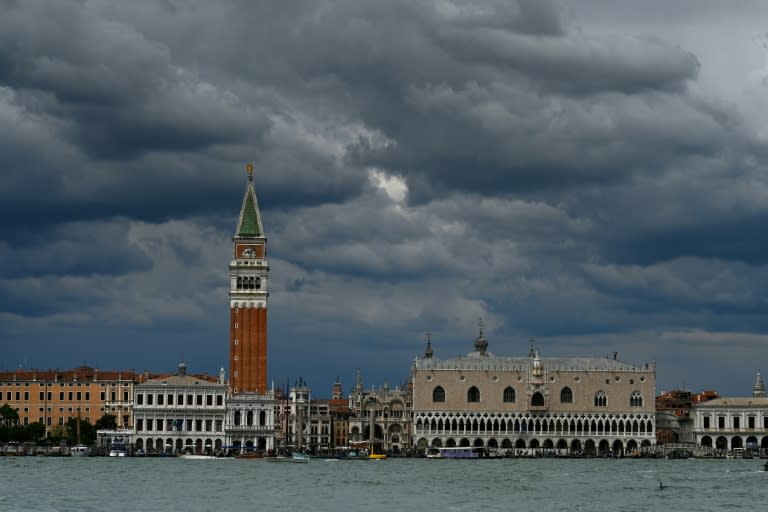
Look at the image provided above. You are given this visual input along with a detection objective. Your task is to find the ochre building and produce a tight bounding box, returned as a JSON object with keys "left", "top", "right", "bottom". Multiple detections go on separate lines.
{"left": 0, "top": 366, "right": 137, "bottom": 434}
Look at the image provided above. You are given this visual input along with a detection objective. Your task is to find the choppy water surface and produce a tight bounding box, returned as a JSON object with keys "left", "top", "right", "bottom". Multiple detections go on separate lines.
{"left": 2, "top": 457, "right": 766, "bottom": 511}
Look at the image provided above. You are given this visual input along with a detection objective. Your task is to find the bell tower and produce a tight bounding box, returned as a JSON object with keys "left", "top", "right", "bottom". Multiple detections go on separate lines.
{"left": 229, "top": 163, "right": 269, "bottom": 394}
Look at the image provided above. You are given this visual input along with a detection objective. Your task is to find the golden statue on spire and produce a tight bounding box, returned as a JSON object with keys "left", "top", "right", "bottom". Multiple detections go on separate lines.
{"left": 246, "top": 162, "right": 254, "bottom": 181}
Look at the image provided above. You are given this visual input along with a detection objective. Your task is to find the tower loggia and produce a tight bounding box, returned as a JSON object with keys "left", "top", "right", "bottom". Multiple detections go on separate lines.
{"left": 230, "top": 163, "right": 269, "bottom": 394}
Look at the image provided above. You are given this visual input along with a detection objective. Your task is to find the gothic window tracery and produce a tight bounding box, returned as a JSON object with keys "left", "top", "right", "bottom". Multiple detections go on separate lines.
{"left": 630, "top": 391, "right": 643, "bottom": 407}
{"left": 432, "top": 386, "right": 445, "bottom": 403}
{"left": 503, "top": 386, "right": 515, "bottom": 403}
{"left": 594, "top": 391, "right": 607, "bottom": 407}
{"left": 560, "top": 386, "right": 573, "bottom": 403}
{"left": 467, "top": 386, "right": 480, "bottom": 403}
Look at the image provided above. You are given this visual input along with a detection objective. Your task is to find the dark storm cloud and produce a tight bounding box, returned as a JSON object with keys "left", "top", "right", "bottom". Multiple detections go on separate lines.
{"left": 1, "top": 0, "right": 767, "bottom": 395}
{"left": 0, "top": 220, "right": 153, "bottom": 278}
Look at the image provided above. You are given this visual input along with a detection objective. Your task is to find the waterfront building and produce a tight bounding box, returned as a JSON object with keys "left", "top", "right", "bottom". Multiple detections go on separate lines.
{"left": 655, "top": 389, "right": 695, "bottom": 444}
{"left": 133, "top": 362, "right": 227, "bottom": 454}
{"left": 0, "top": 366, "right": 137, "bottom": 436}
{"left": 410, "top": 331, "right": 657, "bottom": 456}
{"left": 655, "top": 389, "right": 719, "bottom": 444}
{"left": 279, "top": 379, "right": 332, "bottom": 454}
{"left": 692, "top": 372, "right": 768, "bottom": 454}
{"left": 348, "top": 371, "right": 411, "bottom": 455}
{"left": 329, "top": 377, "right": 354, "bottom": 452}
{"left": 225, "top": 165, "right": 275, "bottom": 453}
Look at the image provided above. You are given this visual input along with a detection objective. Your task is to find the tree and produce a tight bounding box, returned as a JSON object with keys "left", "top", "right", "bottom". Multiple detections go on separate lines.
{"left": 95, "top": 413, "right": 117, "bottom": 431}
{"left": 66, "top": 418, "right": 96, "bottom": 446}
{"left": 0, "top": 404, "right": 19, "bottom": 426}
{"left": 48, "top": 424, "right": 66, "bottom": 443}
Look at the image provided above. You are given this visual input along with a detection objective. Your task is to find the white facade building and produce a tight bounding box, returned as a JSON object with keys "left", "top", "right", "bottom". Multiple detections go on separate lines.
{"left": 693, "top": 372, "right": 768, "bottom": 454}
{"left": 133, "top": 363, "right": 227, "bottom": 455}
{"left": 225, "top": 391, "right": 275, "bottom": 453}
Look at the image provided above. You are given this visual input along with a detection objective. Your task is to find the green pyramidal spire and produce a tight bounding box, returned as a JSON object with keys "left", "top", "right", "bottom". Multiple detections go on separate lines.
{"left": 235, "top": 163, "right": 264, "bottom": 238}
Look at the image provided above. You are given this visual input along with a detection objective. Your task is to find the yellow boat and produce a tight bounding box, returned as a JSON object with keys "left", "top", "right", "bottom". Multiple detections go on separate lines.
{"left": 368, "top": 443, "right": 387, "bottom": 460}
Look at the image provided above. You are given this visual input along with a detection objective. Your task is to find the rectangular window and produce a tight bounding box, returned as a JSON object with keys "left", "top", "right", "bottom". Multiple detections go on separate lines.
{"left": 734, "top": 417, "right": 740, "bottom": 429}
{"left": 146, "top": 419, "right": 153, "bottom": 431}
{"left": 704, "top": 416, "right": 711, "bottom": 429}
{"left": 205, "top": 419, "right": 212, "bottom": 432}
{"left": 749, "top": 416, "right": 755, "bottom": 429}
{"left": 178, "top": 394, "right": 183, "bottom": 405}
{"left": 47, "top": 392, "right": 52, "bottom": 401}
{"left": 764, "top": 417, "right": 768, "bottom": 429}
{"left": 206, "top": 395, "right": 213, "bottom": 406}
{"left": 15, "top": 391, "right": 20, "bottom": 400}
{"left": 215, "top": 419, "right": 223, "bottom": 432}
{"left": 157, "top": 394, "right": 164, "bottom": 406}
{"left": 85, "top": 392, "right": 90, "bottom": 401}
{"left": 47, "top": 417, "right": 51, "bottom": 426}
{"left": 187, "top": 394, "right": 193, "bottom": 405}
{"left": 186, "top": 419, "right": 193, "bottom": 431}
{"left": 111, "top": 391, "right": 116, "bottom": 401}
{"left": 39, "top": 392, "right": 45, "bottom": 400}
{"left": 195, "top": 419, "right": 203, "bottom": 431}
{"left": 68, "top": 392, "right": 73, "bottom": 401}
{"left": 167, "top": 394, "right": 173, "bottom": 406}
{"left": 123, "top": 391, "right": 128, "bottom": 401}
{"left": 76, "top": 392, "right": 81, "bottom": 401}
{"left": 216, "top": 395, "right": 223, "bottom": 406}
{"left": 136, "top": 419, "right": 143, "bottom": 431}
{"left": 100, "top": 392, "right": 106, "bottom": 401}
{"left": 718, "top": 416, "right": 725, "bottom": 429}
{"left": 58, "top": 418, "right": 64, "bottom": 426}
{"left": 157, "top": 420, "right": 163, "bottom": 432}
{"left": 196, "top": 395, "right": 203, "bottom": 406}
{"left": 5, "top": 392, "right": 10, "bottom": 400}
{"left": 137, "top": 394, "right": 144, "bottom": 405}
{"left": 147, "top": 394, "right": 153, "bottom": 405}
{"left": 24, "top": 391, "right": 29, "bottom": 400}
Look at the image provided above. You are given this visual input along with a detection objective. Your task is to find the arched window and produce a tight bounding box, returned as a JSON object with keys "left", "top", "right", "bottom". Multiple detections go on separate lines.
{"left": 259, "top": 410, "right": 266, "bottom": 426}
{"left": 594, "top": 391, "right": 607, "bottom": 407}
{"left": 234, "top": 411, "right": 241, "bottom": 426}
{"left": 246, "top": 410, "right": 254, "bottom": 426}
{"left": 467, "top": 386, "right": 480, "bottom": 403}
{"left": 560, "top": 387, "right": 573, "bottom": 404}
{"left": 630, "top": 391, "right": 643, "bottom": 407}
{"left": 432, "top": 386, "right": 445, "bottom": 402}
{"left": 249, "top": 277, "right": 256, "bottom": 290}
{"left": 503, "top": 386, "right": 515, "bottom": 403}
{"left": 255, "top": 277, "right": 261, "bottom": 290}
{"left": 531, "top": 392, "right": 544, "bottom": 407}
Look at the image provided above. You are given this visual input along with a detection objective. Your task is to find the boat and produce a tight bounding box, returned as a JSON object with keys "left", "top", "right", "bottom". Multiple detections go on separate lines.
{"left": 368, "top": 443, "right": 387, "bottom": 460}
{"left": 266, "top": 452, "right": 310, "bottom": 463}
{"left": 235, "top": 452, "right": 265, "bottom": 460}
{"left": 426, "top": 447, "right": 481, "bottom": 459}
{"left": 109, "top": 444, "right": 128, "bottom": 457}
{"left": 70, "top": 409, "right": 90, "bottom": 457}
{"left": 180, "top": 454, "right": 218, "bottom": 460}
{"left": 71, "top": 445, "right": 90, "bottom": 457}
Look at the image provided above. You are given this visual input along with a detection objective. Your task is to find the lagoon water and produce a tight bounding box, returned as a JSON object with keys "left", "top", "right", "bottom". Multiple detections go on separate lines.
{"left": 1, "top": 457, "right": 766, "bottom": 511}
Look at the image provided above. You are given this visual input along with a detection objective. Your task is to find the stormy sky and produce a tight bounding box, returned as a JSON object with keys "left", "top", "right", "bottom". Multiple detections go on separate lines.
{"left": 2, "top": 0, "right": 768, "bottom": 397}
